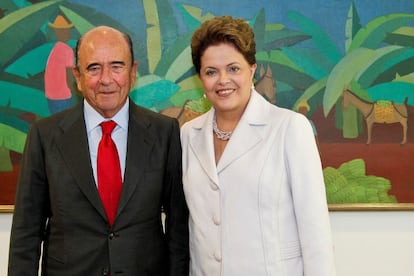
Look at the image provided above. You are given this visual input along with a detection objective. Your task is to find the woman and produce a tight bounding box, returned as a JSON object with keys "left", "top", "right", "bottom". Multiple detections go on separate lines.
{"left": 181, "top": 16, "right": 336, "bottom": 276}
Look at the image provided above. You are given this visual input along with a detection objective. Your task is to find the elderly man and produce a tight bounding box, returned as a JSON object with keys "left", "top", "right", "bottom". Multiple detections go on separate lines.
{"left": 8, "top": 26, "right": 189, "bottom": 276}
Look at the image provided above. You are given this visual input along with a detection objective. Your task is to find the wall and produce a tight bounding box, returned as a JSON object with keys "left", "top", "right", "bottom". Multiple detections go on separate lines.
{"left": 330, "top": 211, "right": 413, "bottom": 276}
{"left": 0, "top": 213, "right": 12, "bottom": 276}
{"left": 1, "top": 211, "right": 413, "bottom": 276}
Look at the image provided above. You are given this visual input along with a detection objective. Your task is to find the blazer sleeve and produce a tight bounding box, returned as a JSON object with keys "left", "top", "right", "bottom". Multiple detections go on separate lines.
{"left": 162, "top": 118, "right": 190, "bottom": 276}
{"left": 8, "top": 123, "right": 50, "bottom": 276}
{"left": 285, "top": 113, "right": 337, "bottom": 276}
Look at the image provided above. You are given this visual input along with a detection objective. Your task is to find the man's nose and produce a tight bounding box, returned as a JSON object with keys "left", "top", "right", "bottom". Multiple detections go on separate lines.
{"left": 98, "top": 66, "right": 113, "bottom": 84}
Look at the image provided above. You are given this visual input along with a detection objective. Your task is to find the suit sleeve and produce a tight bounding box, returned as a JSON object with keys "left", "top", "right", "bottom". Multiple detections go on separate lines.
{"left": 8, "top": 123, "right": 50, "bottom": 276}
{"left": 162, "top": 118, "right": 190, "bottom": 276}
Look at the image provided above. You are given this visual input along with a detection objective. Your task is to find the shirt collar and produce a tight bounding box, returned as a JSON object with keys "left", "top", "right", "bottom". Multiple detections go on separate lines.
{"left": 84, "top": 98, "right": 129, "bottom": 133}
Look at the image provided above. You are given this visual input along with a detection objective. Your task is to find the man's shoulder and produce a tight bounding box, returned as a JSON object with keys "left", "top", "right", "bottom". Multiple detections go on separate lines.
{"left": 33, "top": 103, "right": 83, "bottom": 134}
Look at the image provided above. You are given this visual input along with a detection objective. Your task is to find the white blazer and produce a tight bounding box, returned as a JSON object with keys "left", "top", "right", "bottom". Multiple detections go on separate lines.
{"left": 181, "top": 90, "right": 336, "bottom": 276}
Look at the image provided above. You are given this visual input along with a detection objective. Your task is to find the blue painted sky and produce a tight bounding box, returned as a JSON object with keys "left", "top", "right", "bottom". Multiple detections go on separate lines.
{"left": 68, "top": 0, "right": 414, "bottom": 53}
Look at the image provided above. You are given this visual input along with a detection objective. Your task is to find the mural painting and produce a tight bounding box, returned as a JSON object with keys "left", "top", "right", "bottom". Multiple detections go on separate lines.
{"left": 1, "top": 0, "right": 414, "bottom": 209}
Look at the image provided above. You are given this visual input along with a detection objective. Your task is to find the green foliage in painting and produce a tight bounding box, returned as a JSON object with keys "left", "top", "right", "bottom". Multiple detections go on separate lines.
{"left": 0, "top": 0, "right": 61, "bottom": 67}
{"left": 357, "top": 46, "right": 414, "bottom": 88}
{"left": 0, "top": 123, "right": 27, "bottom": 171}
{"left": 348, "top": 13, "right": 414, "bottom": 52}
{"left": 323, "top": 48, "right": 376, "bottom": 115}
{"left": 345, "top": 1, "right": 362, "bottom": 52}
{"left": 0, "top": 81, "right": 49, "bottom": 117}
{"left": 367, "top": 81, "right": 414, "bottom": 104}
{"left": 324, "top": 159, "right": 397, "bottom": 204}
{"left": 1, "top": 0, "right": 414, "bottom": 175}
{"left": 185, "top": 96, "right": 212, "bottom": 113}
{"left": 288, "top": 10, "right": 342, "bottom": 64}
{"left": 384, "top": 26, "right": 414, "bottom": 47}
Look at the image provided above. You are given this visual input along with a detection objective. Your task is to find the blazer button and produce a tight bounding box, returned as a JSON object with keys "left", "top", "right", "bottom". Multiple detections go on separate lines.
{"left": 102, "top": 268, "right": 110, "bottom": 275}
{"left": 214, "top": 251, "right": 222, "bottom": 262}
{"left": 109, "top": 232, "right": 116, "bottom": 240}
{"left": 212, "top": 214, "right": 221, "bottom": 225}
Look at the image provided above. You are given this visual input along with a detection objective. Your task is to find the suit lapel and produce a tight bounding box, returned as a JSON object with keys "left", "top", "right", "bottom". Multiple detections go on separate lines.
{"left": 55, "top": 104, "right": 107, "bottom": 220}
{"left": 116, "top": 104, "right": 154, "bottom": 216}
{"left": 189, "top": 111, "right": 220, "bottom": 186}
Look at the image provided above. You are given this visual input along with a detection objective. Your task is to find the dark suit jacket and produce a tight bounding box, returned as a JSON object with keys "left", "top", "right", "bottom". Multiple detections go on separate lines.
{"left": 8, "top": 99, "right": 189, "bottom": 276}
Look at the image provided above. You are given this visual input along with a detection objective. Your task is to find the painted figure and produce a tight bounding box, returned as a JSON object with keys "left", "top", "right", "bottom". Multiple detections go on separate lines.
{"left": 44, "top": 15, "right": 76, "bottom": 114}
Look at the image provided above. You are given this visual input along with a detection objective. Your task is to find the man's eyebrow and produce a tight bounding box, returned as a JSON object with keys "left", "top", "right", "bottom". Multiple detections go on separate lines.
{"left": 86, "top": 62, "right": 100, "bottom": 70}
{"left": 85, "top": 61, "right": 126, "bottom": 70}
{"left": 111, "top": 61, "right": 126, "bottom": 66}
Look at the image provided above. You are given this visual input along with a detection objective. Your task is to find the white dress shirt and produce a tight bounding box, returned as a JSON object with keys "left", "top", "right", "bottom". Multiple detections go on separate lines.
{"left": 84, "top": 99, "right": 129, "bottom": 184}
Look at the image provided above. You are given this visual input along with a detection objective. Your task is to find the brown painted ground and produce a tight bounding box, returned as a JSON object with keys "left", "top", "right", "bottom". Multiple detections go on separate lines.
{"left": 315, "top": 107, "right": 414, "bottom": 203}
{"left": 0, "top": 152, "right": 20, "bottom": 205}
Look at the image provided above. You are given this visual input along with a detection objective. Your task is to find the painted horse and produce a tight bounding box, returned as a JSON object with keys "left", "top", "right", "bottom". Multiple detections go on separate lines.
{"left": 255, "top": 64, "right": 276, "bottom": 104}
{"left": 342, "top": 88, "right": 408, "bottom": 145}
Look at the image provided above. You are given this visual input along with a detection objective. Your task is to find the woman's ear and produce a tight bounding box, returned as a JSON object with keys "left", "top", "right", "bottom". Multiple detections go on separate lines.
{"left": 250, "top": 63, "right": 258, "bottom": 79}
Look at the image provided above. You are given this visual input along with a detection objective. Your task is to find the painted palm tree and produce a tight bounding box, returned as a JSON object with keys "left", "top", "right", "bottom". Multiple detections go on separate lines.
{"left": 141, "top": 3, "right": 317, "bottom": 115}
{"left": 2, "top": 0, "right": 414, "bottom": 172}
{"left": 292, "top": 1, "right": 414, "bottom": 139}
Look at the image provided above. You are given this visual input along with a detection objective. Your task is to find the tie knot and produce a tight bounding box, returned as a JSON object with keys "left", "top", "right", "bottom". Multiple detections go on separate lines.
{"left": 100, "top": 120, "right": 117, "bottom": 135}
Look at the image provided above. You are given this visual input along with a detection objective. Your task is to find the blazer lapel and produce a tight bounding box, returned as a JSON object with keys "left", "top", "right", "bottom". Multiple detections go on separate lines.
{"left": 55, "top": 104, "right": 107, "bottom": 220}
{"left": 189, "top": 111, "right": 220, "bottom": 186}
{"left": 217, "top": 91, "right": 269, "bottom": 173}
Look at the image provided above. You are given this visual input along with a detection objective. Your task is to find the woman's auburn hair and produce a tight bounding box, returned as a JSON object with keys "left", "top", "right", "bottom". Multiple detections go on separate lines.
{"left": 191, "top": 15, "right": 256, "bottom": 74}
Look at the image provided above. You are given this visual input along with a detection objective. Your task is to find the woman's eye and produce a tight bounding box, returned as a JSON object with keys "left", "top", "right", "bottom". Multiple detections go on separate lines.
{"left": 205, "top": 70, "right": 216, "bottom": 76}
{"left": 229, "top": 66, "right": 240, "bottom": 73}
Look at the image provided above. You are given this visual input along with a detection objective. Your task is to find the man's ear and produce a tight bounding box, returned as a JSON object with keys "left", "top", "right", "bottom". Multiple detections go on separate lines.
{"left": 72, "top": 66, "right": 82, "bottom": 91}
{"left": 130, "top": 61, "right": 138, "bottom": 88}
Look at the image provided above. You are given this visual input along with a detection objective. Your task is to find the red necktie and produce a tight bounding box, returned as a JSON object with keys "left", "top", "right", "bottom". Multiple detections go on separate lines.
{"left": 97, "top": 120, "right": 122, "bottom": 226}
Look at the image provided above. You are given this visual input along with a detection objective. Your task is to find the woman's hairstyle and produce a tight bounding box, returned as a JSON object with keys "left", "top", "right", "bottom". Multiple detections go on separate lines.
{"left": 191, "top": 15, "right": 256, "bottom": 74}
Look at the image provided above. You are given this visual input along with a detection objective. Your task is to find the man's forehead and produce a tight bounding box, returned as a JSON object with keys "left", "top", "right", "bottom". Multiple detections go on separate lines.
{"left": 83, "top": 26, "right": 123, "bottom": 39}
{"left": 76, "top": 26, "right": 133, "bottom": 66}
{"left": 80, "top": 28, "right": 127, "bottom": 52}
{"left": 79, "top": 40, "right": 129, "bottom": 60}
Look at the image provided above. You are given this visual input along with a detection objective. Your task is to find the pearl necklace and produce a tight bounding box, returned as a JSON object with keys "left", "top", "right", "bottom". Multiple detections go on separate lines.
{"left": 213, "top": 116, "right": 232, "bottom": 141}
